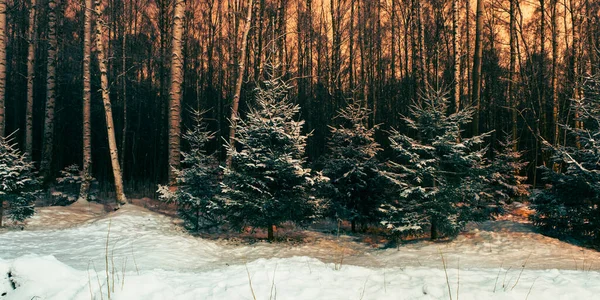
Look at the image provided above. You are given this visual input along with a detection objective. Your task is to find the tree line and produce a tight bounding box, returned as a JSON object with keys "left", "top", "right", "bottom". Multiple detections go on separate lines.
{"left": 0, "top": 0, "right": 599, "bottom": 240}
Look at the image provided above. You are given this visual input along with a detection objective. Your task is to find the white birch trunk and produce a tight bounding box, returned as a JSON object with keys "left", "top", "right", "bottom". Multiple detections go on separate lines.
{"left": 94, "top": 0, "right": 127, "bottom": 204}
{"left": 167, "top": 0, "right": 185, "bottom": 184}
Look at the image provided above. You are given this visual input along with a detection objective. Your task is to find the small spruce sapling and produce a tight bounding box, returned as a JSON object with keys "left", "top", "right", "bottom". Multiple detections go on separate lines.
{"left": 381, "top": 87, "right": 491, "bottom": 240}
{"left": 221, "top": 73, "right": 319, "bottom": 240}
{"left": 321, "top": 101, "right": 386, "bottom": 232}
{"left": 0, "top": 135, "right": 40, "bottom": 227}
{"left": 488, "top": 136, "right": 529, "bottom": 209}
{"left": 158, "top": 110, "right": 222, "bottom": 232}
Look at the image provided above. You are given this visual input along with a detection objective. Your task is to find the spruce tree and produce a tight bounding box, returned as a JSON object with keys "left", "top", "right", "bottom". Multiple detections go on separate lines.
{"left": 0, "top": 135, "right": 40, "bottom": 227}
{"left": 321, "top": 101, "right": 386, "bottom": 232}
{"left": 381, "top": 88, "right": 491, "bottom": 240}
{"left": 488, "top": 136, "right": 529, "bottom": 205}
{"left": 221, "top": 75, "right": 317, "bottom": 240}
{"left": 532, "top": 74, "right": 600, "bottom": 242}
{"left": 158, "top": 111, "right": 222, "bottom": 232}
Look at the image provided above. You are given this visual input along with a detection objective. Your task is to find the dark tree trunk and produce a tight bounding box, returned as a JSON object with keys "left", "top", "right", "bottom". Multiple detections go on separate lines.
{"left": 268, "top": 224, "right": 274, "bottom": 241}
{"left": 430, "top": 219, "right": 438, "bottom": 240}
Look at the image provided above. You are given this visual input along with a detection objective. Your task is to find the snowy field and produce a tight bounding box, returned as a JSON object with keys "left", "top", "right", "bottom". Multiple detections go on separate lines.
{"left": 2, "top": 204, "right": 600, "bottom": 299}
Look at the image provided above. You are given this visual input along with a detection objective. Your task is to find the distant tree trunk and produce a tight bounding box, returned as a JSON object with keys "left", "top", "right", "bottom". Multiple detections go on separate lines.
{"left": 509, "top": 0, "right": 517, "bottom": 149}
{"left": 226, "top": 0, "right": 254, "bottom": 168}
{"left": 120, "top": 32, "right": 127, "bottom": 177}
{"left": 452, "top": 0, "right": 460, "bottom": 113}
{"left": 0, "top": 0, "right": 6, "bottom": 136}
{"left": 25, "top": 0, "right": 37, "bottom": 157}
{"left": 168, "top": 0, "right": 185, "bottom": 184}
{"left": 40, "top": 0, "right": 58, "bottom": 178}
{"left": 571, "top": 0, "right": 583, "bottom": 139}
{"left": 551, "top": 0, "right": 559, "bottom": 146}
{"left": 0, "top": 0, "right": 6, "bottom": 224}
{"left": 539, "top": 0, "right": 547, "bottom": 141}
{"left": 77, "top": 0, "right": 93, "bottom": 203}
{"left": 471, "top": 0, "right": 484, "bottom": 135}
{"left": 465, "top": 0, "right": 471, "bottom": 104}
{"left": 94, "top": 0, "right": 127, "bottom": 204}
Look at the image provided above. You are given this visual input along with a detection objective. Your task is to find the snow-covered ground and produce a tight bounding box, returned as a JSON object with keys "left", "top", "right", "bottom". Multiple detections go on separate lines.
{"left": 1, "top": 204, "right": 600, "bottom": 299}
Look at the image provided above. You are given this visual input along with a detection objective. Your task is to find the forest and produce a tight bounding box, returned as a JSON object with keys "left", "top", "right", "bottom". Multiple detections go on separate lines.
{"left": 0, "top": 0, "right": 600, "bottom": 243}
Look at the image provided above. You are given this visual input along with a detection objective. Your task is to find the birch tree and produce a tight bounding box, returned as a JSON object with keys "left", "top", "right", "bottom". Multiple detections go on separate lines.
{"left": 225, "top": 0, "right": 253, "bottom": 168}
{"left": 168, "top": 0, "right": 185, "bottom": 184}
{"left": 452, "top": 0, "right": 460, "bottom": 113}
{"left": 77, "top": 0, "right": 93, "bottom": 203}
{"left": 94, "top": 0, "right": 126, "bottom": 204}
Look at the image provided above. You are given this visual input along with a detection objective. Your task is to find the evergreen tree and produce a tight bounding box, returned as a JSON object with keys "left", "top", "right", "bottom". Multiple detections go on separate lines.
{"left": 221, "top": 75, "right": 318, "bottom": 240}
{"left": 0, "top": 135, "right": 40, "bottom": 226}
{"left": 381, "top": 88, "right": 491, "bottom": 240}
{"left": 532, "top": 75, "right": 600, "bottom": 242}
{"left": 158, "top": 111, "right": 222, "bottom": 232}
{"left": 321, "top": 101, "right": 386, "bottom": 232}
{"left": 488, "top": 136, "right": 529, "bottom": 206}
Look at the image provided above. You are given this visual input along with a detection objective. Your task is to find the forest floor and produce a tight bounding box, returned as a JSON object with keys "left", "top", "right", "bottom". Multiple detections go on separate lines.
{"left": 1, "top": 202, "right": 600, "bottom": 299}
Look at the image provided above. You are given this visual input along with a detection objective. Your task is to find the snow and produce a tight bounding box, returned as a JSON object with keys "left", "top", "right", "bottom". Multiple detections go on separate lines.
{"left": 2, "top": 204, "right": 600, "bottom": 299}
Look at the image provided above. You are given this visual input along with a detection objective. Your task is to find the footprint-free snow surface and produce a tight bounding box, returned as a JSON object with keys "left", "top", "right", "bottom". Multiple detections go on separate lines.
{"left": 1, "top": 204, "right": 600, "bottom": 299}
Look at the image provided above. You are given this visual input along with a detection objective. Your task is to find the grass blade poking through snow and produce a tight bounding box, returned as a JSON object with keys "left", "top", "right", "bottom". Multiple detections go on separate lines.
{"left": 456, "top": 258, "right": 460, "bottom": 300}
{"left": 511, "top": 253, "right": 531, "bottom": 291}
{"left": 269, "top": 264, "right": 278, "bottom": 300}
{"left": 525, "top": 277, "right": 538, "bottom": 300}
{"left": 245, "top": 263, "right": 257, "bottom": 300}
{"left": 438, "top": 248, "right": 453, "bottom": 300}
{"left": 105, "top": 218, "right": 112, "bottom": 300}
{"left": 493, "top": 261, "right": 503, "bottom": 293}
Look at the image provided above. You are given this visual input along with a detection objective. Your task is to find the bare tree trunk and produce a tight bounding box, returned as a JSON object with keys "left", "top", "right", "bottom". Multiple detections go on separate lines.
{"left": 571, "top": 0, "right": 583, "bottom": 139}
{"left": 466, "top": 0, "right": 471, "bottom": 103}
{"left": 225, "top": 0, "right": 254, "bottom": 168}
{"left": 539, "top": 0, "right": 547, "bottom": 142}
{"left": 452, "top": 0, "right": 460, "bottom": 113}
{"left": 551, "top": 0, "right": 559, "bottom": 146}
{"left": 40, "top": 0, "right": 58, "bottom": 179}
{"left": 25, "top": 0, "right": 37, "bottom": 157}
{"left": 471, "top": 0, "right": 484, "bottom": 135}
{"left": 77, "top": 0, "right": 93, "bottom": 203}
{"left": 120, "top": 32, "right": 127, "bottom": 176}
{"left": 0, "top": 0, "right": 5, "bottom": 224}
{"left": 509, "top": 0, "right": 517, "bottom": 149}
{"left": 94, "top": 0, "right": 126, "bottom": 204}
{"left": 0, "top": 0, "right": 6, "bottom": 136}
{"left": 168, "top": 0, "right": 185, "bottom": 183}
